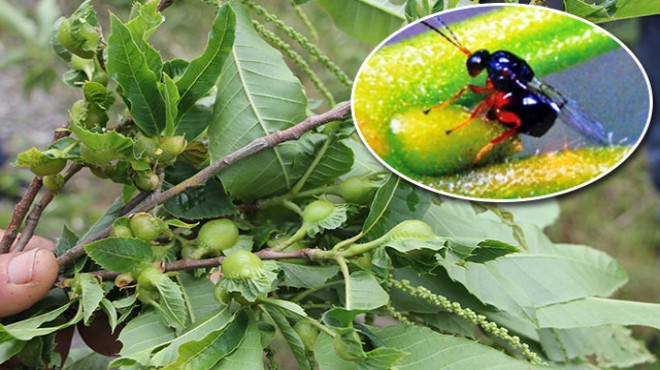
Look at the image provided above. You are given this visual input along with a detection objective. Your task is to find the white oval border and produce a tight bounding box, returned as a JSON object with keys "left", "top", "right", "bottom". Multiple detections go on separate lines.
{"left": 350, "top": 3, "right": 654, "bottom": 203}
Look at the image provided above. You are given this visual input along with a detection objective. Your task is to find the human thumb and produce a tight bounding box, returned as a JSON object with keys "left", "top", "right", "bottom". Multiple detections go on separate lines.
{"left": 0, "top": 249, "right": 58, "bottom": 318}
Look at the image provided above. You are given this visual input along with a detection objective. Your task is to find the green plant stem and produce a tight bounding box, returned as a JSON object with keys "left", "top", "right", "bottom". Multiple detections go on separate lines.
{"left": 340, "top": 235, "right": 389, "bottom": 258}
{"left": 290, "top": 135, "right": 336, "bottom": 195}
{"left": 336, "top": 255, "right": 351, "bottom": 309}
{"left": 272, "top": 223, "right": 308, "bottom": 252}
{"left": 256, "top": 185, "right": 336, "bottom": 209}
{"left": 304, "top": 316, "right": 336, "bottom": 338}
{"left": 282, "top": 199, "right": 303, "bottom": 216}
{"left": 57, "top": 102, "right": 351, "bottom": 271}
{"left": 331, "top": 232, "right": 364, "bottom": 252}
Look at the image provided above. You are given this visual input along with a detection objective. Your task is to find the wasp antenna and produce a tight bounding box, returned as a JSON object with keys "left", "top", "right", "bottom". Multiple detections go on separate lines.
{"left": 420, "top": 19, "right": 471, "bottom": 56}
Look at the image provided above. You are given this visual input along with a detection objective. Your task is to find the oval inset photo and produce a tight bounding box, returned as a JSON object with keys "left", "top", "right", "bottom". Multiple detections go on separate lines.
{"left": 352, "top": 4, "right": 652, "bottom": 202}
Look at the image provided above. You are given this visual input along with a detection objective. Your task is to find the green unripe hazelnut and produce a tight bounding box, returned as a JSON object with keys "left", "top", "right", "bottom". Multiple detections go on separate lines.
{"left": 390, "top": 220, "right": 435, "bottom": 238}
{"left": 43, "top": 174, "right": 65, "bottom": 193}
{"left": 129, "top": 213, "right": 162, "bottom": 242}
{"left": 222, "top": 251, "right": 264, "bottom": 279}
{"left": 213, "top": 284, "right": 231, "bottom": 304}
{"left": 57, "top": 19, "right": 98, "bottom": 59}
{"left": 110, "top": 225, "right": 133, "bottom": 238}
{"left": 134, "top": 133, "right": 160, "bottom": 160}
{"left": 158, "top": 135, "right": 187, "bottom": 163}
{"left": 197, "top": 219, "right": 239, "bottom": 253}
{"left": 337, "top": 177, "right": 376, "bottom": 204}
{"left": 302, "top": 199, "right": 335, "bottom": 224}
{"left": 294, "top": 321, "right": 319, "bottom": 350}
{"left": 132, "top": 170, "right": 159, "bottom": 192}
{"left": 136, "top": 266, "right": 162, "bottom": 305}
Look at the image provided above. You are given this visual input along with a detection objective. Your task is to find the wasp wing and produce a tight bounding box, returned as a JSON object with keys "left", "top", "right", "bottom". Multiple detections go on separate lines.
{"left": 528, "top": 77, "right": 610, "bottom": 146}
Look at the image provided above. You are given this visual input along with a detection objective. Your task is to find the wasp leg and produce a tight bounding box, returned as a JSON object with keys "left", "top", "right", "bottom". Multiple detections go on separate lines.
{"left": 446, "top": 97, "right": 493, "bottom": 135}
{"left": 424, "top": 87, "right": 466, "bottom": 114}
{"left": 474, "top": 111, "right": 522, "bottom": 163}
{"left": 424, "top": 84, "right": 492, "bottom": 114}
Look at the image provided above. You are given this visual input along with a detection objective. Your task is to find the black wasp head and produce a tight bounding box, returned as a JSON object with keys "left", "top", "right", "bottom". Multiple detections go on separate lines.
{"left": 467, "top": 49, "right": 490, "bottom": 77}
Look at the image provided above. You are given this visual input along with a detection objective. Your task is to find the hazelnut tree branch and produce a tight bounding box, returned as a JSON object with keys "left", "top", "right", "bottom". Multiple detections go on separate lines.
{"left": 57, "top": 101, "right": 352, "bottom": 271}
{"left": 12, "top": 164, "right": 84, "bottom": 253}
{"left": 92, "top": 247, "right": 317, "bottom": 280}
{"left": 0, "top": 177, "right": 43, "bottom": 254}
{"left": 0, "top": 126, "right": 71, "bottom": 254}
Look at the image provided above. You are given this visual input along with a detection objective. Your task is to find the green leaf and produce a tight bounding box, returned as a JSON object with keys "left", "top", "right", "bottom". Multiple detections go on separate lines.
{"left": 372, "top": 325, "right": 548, "bottom": 369}
{"left": 293, "top": 134, "right": 355, "bottom": 190}
{"left": 0, "top": 302, "right": 81, "bottom": 341}
{"left": 0, "top": 337, "right": 25, "bottom": 365}
{"left": 150, "top": 307, "right": 233, "bottom": 366}
{"left": 346, "top": 271, "right": 389, "bottom": 310}
{"left": 114, "top": 310, "right": 176, "bottom": 367}
{"left": 175, "top": 103, "right": 213, "bottom": 141}
{"left": 62, "top": 347, "right": 112, "bottom": 370}
{"left": 208, "top": 3, "right": 307, "bottom": 201}
{"left": 176, "top": 4, "right": 235, "bottom": 117}
{"left": 438, "top": 242, "right": 628, "bottom": 320}
{"left": 317, "top": 0, "right": 405, "bottom": 44}
{"left": 474, "top": 203, "right": 528, "bottom": 249}
{"left": 277, "top": 262, "right": 339, "bottom": 289}
{"left": 99, "top": 298, "right": 118, "bottom": 332}
{"left": 362, "top": 175, "right": 432, "bottom": 240}
{"left": 314, "top": 333, "right": 358, "bottom": 370}
{"left": 177, "top": 272, "right": 218, "bottom": 321}
{"left": 307, "top": 204, "right": 348, "bottom": 236}
{"left": 260, "top": 298, "right": 307, "bottom": 319}
{"left": 360, "top": 346, "right": 408, "bottom": 369}
{"left": 74, "top": 273, "right": 104, "bottom": 325}
{"left": 564, "top": 0, "right": 660, "bottom": 22}
{"left": 56, "top": 224, "right": 79, "bottom": 256}
{"left": 417, "top": 312, "right": 475, "bottom": 338}
{"left": 498, "top": 200, "right": 559, "bottom": 229}
{"left": 263, "top": 307, "right": 311, "bottom": 370}
{"left": 540, "top": 325, "right": 654, "bottom": 368}
{"left": 383, "top": 235, "right": 445, "bottom": 254}
{"left": 465, "top": 239, "right": 520, "bottom": 264}
{"left": 69, "top": 123, "right": 133, "bottom": 157}
{"left": 164, "top": 58, "right": 190, "bottom": 79}
{"left": 214, "top": 315, "right": 264, "bottom": 370}
{"left": 81, "top": 197, "right": 125, "bottom": 241}
{"left": 537, "top": 297, "right": 660, "bottom": 329}
{"left": 107, "top": 13, "right": 166, "bottom": 137}
{"left": 154, "top": 274, "right": 190, "bottom": 330}
{"left": 219, "top": 268, "right": 278, "bottom": 302}
{"left": 84, "top": 237, "right": 154, "bottom": 272}
{"left": 163, "top": 311, "right": 248, "bottom": 370}
{"left": 162, "top": 73, "right": 180, "bottom": 136}
{"left": 126, "top": 0, "right": 164, "bottom": 76}
{"left": 164, "top": 161, "right": 237, "bottom": 220}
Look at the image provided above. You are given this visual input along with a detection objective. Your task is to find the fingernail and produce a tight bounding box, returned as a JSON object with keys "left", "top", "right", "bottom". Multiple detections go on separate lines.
{"left": 7, "top": 249, "right": 38, "bottom": 284}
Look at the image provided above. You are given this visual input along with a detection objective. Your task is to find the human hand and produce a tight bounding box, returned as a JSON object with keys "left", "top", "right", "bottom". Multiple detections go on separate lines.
{"left": 0, "top": 231, "right": 58, "bottom": 318}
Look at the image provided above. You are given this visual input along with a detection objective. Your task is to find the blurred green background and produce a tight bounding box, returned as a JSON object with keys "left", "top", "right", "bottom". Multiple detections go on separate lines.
{"left": 0, "top": 0, "right": 657, "bottom": 368}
